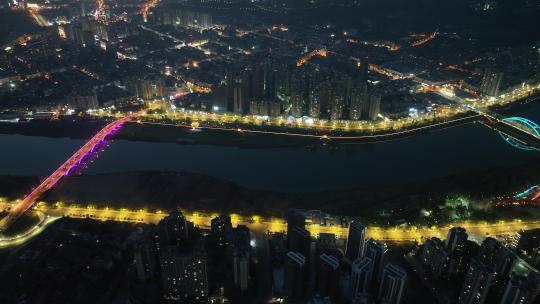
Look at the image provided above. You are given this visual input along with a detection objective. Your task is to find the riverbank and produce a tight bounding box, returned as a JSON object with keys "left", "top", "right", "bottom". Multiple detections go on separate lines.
{"left": 0, "top": 113, "right": 481, "bottom": 149}
{"left": 1, "top": 90, "right": 538, "bottom": 148}
{"left": 2, "top": 160, "right": 540, "bottom": 226}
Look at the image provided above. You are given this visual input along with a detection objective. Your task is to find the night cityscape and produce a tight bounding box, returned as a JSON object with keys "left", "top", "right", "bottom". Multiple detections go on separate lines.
{"left": 1, "top": 0, "right": 540, "bottom": 303}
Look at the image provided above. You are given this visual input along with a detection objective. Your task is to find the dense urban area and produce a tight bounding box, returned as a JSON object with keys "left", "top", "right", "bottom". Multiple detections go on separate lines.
{"left": 1, "top": 0, "right": 540, "bottom": 303}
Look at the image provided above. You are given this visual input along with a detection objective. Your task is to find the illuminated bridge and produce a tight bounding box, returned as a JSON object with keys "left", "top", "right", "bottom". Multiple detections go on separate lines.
{"left": 0, "top": 112, "right": 142, "bottom": 232}
{"left": 481, "top": 114, "right": 540, "bottom": 151}
{"left": 497, "top": 117, "right": 540, "bottom": 150}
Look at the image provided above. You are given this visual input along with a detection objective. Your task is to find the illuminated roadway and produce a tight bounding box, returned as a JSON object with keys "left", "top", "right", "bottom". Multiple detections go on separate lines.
{"left": 139, "top": 114, "right": 481, "bottom": 143}
{"left": 0, "top": 112, "right": 142, "bottom": 232}
{"left": 0, "top": 202, "right": 535, "bottom": 245}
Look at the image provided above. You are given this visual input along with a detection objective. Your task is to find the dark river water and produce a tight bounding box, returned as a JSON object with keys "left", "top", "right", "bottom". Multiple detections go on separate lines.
{"left": 2, "top": 105, "right": 540, "bottom": 192}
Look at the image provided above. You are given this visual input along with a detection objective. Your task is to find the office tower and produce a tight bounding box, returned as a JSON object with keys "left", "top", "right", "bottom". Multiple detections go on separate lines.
{"left": 364, "top": 239, "right": 386, "bottom": 283}
{"left": 351, "top": 257, "right": 373, "bottom": 296}
{"left": 159, "top": 211, "right": 189, "bottom": 246}
{"left": 233, "top": 250, "right": 250, "bottom": 291}
{"left": 446, "top": 227, "right": 468, "bottom": 254}
{"left": 316, "top": 254, "right": 340, "bottom": 299}
{"left": 289, "top": 226, "right": 311, "bottom": 262}
{"left": 345, "top": 221, "right": 367, "bottom": 261}
{"left": 458, "top": 258, "right": 496, "bottom": 304}
{"left": 160, "top": 245, "right": 208, "bottom": 303}
{"left": 480, "top": 70, "right": 503, "bottom": 97}
{"left": 284, "top": 251, "right": 307, "bottom": 301}
{"left": 211, "top": 215, "right": 232, "bottom": 248}
{"left": 378, "top": 264, "right": 407, "bottom": 304}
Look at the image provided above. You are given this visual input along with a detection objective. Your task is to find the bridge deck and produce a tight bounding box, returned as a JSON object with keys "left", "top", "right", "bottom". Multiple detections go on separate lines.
{"left": 0, "top": 112, "right": 141, "bottom": 232}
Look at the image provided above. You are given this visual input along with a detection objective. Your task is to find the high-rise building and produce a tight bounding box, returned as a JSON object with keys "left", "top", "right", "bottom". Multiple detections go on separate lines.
{"left": 80, "top": 0, "right": 89, "bottom": 17}
{"left": 211, "top": 215, "right": 232, "bottom": 248}
{"left": 154, "top": 8, "right": 213, "bottom": 29}
{"left": 233, "top": 85, "right": 244, "bottom": 113}
{"left": 309, "top": 82, "right": 323, "bottom": 118}
{"left": 478, "top": 238, "right": 515, "bottom": 280}
{"left": 364, "top": 239, "right": 386, "bottom": 283}
{"left": 65, "top": 91, "right": 99, "bottom": 110}
{"left": 134, "top": 238, "right": 157, "bottom": 281}
{"left": 251, "top": 65, "right": 265, "bottom": 100}
{"left": 420, "top": 237, "right": 451, "bottom": 278}
{"left": 233, "top": 250, "right": 250, "bottom": 291}
{"left": 290, "top": 92, "right": 305, "bottom": 118}
{"left": 72, "top": 25, "right": 95, "bottom": 47}
{"left": 160, "top": 245, "right": 208, "bottom": 303}
{"left": 330, "top": 90, "right": 345, "bottom": 121}
{"left": 289, "top": 75, "right": 306, "bottom": 118}
{"left": 159, "top": 211, "right": 189, "bottom": 246}
{"left": 284, "top": 251, "right": 307, "bottom": 301}
{"left": 137, "top": 75, "right": 165, "bottom": 100}
{"left": 345, "top": 221, "right": 367, "bottom": 262}
{"left": 268, "top": 100, "right": 281, "bottom": 117}
{"left": 195, "top": 12, "right": 212, "bottom": 29}
{"left": 351, "top": 257, "right": 373, "bottom": 297}
{"left": 316, "top": 233, "right": 338, "bottom": 256}
{"left": 378, "top": 264, "right": 407, "bottom": 304}
{"left": 480, "top": 70, "right": 503, "bottom": 97}
{"left": 500, "top": 273, "right": 540, "bottom": 304}
{"left": 316, "top": 253, "right": 340, "bottom": 299}
{"left": 289, "top": 226, "right": 311, "bottom": 263}
{"left": 458, "top": 258, "right": 496, "bottom": 304}
{"left": 366, "top": 94, "right": 381, "bottom": 121}
{"left": 446, "top": 227, "right": 468, "bottom": 254}
{"left": 349, "top": 83, "right": 368, "bottom": 120}
{"left": 287, "top": 209, "right": 306, "bottom": 239}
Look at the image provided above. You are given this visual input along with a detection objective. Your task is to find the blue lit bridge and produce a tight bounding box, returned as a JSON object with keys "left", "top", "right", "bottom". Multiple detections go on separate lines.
{"left": 481, "top": 114, "right": 540, "bottom": 151}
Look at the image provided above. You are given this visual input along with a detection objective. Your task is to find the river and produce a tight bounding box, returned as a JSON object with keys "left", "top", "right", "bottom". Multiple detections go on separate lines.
{"left": 1, "top": 106, "right": 540, "bottom": 192}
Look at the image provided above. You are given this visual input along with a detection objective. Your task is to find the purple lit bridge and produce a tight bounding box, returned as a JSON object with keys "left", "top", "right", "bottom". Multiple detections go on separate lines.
{"left": 0, "top": 112, "right": 143, "bottom": 232}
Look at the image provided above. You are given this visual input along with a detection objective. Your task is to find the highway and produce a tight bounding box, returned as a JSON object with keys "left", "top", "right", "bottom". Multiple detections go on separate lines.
{"left": 0, "top": 112, "right": 142, "bottom": 232}
{"left": 1, "top": 202, "right": 536, "bottom": 244}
